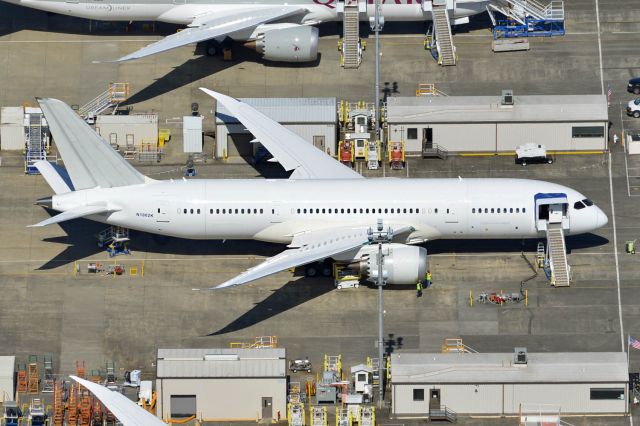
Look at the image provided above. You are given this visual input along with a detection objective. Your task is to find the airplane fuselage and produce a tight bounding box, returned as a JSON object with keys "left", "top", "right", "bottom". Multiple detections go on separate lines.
{"left": 8, "top": 0, "right": 489, "bottom": 26}
{"left": 50, "top": 177, "right": 607, "bottom": 243}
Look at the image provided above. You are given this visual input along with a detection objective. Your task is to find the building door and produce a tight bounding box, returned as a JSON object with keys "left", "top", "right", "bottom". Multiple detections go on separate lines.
{"left": 261, "top": 397, "right": 272, "bottom": 419}
{"left": 227, "top": 133, "right": 254, "bottom": 161}
{"left": 313, "top": 135, "right": 325, "bottom": 152}
{"left": 429, "top": 389, "right": 440, "bottom": 411}
{"left": 422, "top": 128, "right": 433, "bottom": 150}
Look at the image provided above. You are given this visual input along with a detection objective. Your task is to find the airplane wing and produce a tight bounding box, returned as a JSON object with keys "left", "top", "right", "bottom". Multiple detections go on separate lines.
{"left": 200, "top": 227, "right": 372, "bottom": 290}
{"left": 105, "top": 7, "right": 305, "bottom": 63}
{"left": 37, "top": 98, "right": 146, "bottom": 190}
{"left": 70, "top": 376, "right": 165, "bottom": 426}
{"left": 201, "top": 89, "right": 363, "bottom": 180}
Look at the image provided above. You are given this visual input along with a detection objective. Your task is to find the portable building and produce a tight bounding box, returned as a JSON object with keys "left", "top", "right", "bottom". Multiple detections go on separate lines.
{"left": 385, "top": 95, "right": 608, "bottom": 155}
{"left": 0, "top": 356, "right": 15, "bottom": 402}
{"left": 390, "top": 351, "right": 628, "bottom": 417}
{"left": 156, "top": 348, "right": 286, "bottom": 422}
{"left": 183, "top": 116, "right": 203, "bottom": 153}
{"left": 1, "top": 107, "right": 25, "bottom": 150}
{"left": 95, "top": 114, "right": 158, "bottom": 149}
{"left": 215, "top": 98, "right": 337, "bottom": 160}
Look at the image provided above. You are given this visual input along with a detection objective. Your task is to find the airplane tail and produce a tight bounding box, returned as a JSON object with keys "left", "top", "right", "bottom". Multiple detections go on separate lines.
{"left": 36, "top": 98, "right": 148, "bottom": 191}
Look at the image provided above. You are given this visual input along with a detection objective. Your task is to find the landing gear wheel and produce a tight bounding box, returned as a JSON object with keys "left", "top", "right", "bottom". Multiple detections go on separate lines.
{"left": 320, "top": 261, "right": 332, "bottom": 277}
{"left": 206, "top": 41, "right": 221, "bottom": 56}
{"left": 305, "top": 264, "right": 318, "bottom": 277}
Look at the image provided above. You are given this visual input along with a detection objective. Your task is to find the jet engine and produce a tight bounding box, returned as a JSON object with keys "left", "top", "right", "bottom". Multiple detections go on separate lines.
{"left": 247, "top": 25, "right": 319, "bottom": 62}
{"left": 341, "top": 243, "right": 428, "bottom": 285}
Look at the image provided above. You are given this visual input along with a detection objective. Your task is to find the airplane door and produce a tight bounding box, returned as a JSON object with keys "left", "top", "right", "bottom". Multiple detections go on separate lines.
{"left": 156, "top": 200, "right": 171, "bottom": 231}
{"left": 270, "top": 202, "right": 282, "bottom": 224}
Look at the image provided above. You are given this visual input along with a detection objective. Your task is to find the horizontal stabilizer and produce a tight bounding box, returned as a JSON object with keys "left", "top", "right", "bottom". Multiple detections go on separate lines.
{"left": 70, "top": 376, "right": 165, "bottom": 426}
{"left": 29, "top": 205, "right": 114, "bottom": 227}
{"left": 34, "top": 161, "right": 73, "bottom": 194}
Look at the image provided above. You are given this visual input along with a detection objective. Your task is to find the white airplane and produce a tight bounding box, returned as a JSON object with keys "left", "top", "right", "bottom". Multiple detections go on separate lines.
{"left": 2, "top": 0, "right": 489, "bottom": 63}
{"left": 31, "top": 89, "right": 608, "bottom": 289}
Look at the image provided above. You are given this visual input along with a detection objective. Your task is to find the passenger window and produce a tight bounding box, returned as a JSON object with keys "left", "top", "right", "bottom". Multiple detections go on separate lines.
{"left": 235, "top": 209, "right": 238, "bottom": 214}
{"left": 378, "top": 208, "right": 382, "bottom": 213}
{"left": 510, "top": 208, "right": 513, "bottom": 213}
{"left": 484, "top": 208, "right": 488, "bottom": 213}
{"left": 190, "top": 209, "right": 194, "bottom": 214}
{"left": 516, "top": 208, "right": 520, "bottom": 213}
{"left": 403, "top": 208, "right": 407, "bottom": 213}
{"left": 446, "top": 209, "right": 450, "bottom": 214}
{"left": 384, "top": 209, "right": 388, "bottom": 214}
{"left": 360, "top": 208, "right": 364, "bottom": 213}
{"left": 497, "top": 208, "right": 501, "bottom": 213}
{"left": 391, "top": 208, "right": 394, "bottom": 214}
{"left": 434, "top": 208, "right": 438, "bottom": 214}
{"left": 366, "top": 209, "right": 370, "bottom": 214}
{"left": 247, "top": 209, "right": 251, "bottom": 214}
{"left": 254, "top": 209, "right": 257, "bottom": 214}
{"left": 183, "top": 209, "right": 187, "bottom": 214}
{"left": 260, "top": 209, "right": 263, "bottom": 214}
{"left": 322, "top": 209, "right": 326, "bottom": 214}
{"left": 523, "top": 208, "right": 526, "bottom": 213}
{"left": 197, "top": 209, "right": 200, "bottom": 214}
{"left": 409, "top": 208, "right": 413, "bottom": 214}
{"left": 158, "top": 208, "right": 160, "bottom": 213}
{"left": 304, "top": 209, "right": 307, "bottom": 213}
{"left": 472, "top": 208, "right": 476, "bottom": 213}
{"left": 347, "top": 209, "right": 351, "bottom": 214}
{"left": 316, "top": 209, "right": 320, "bottom": 213}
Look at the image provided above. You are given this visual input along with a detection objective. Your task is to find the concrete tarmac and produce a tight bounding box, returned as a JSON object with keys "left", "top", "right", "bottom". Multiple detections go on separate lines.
{"left": 1, "top": 0, "right": 640, "bottom": 423}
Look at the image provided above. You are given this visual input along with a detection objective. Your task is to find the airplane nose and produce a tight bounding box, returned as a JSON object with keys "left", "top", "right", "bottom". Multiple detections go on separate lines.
{"left": 595, "top": 207, "right": 608, "bottom": 229}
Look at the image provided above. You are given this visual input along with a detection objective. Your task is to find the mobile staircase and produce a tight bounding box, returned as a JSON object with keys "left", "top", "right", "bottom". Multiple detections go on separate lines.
{"left": 488, "top": 0, "right": 565, "bottom": 38}
{"left": 24, "top": 111, "right": 48, "bottom": 175}
{"left": 339, "top": 0, "right": 364, "bottom": 69}
{"left": 429, "top": 405, "right": 457, "bottom": 423}
{"left": 431, "top": 0, "right": 456, "bottom": 66}
{"left": 546, "top": 222, "right": 570, "bottom": 287}
{"left": 78, "top": 83, "right": 130, "bottom": 122}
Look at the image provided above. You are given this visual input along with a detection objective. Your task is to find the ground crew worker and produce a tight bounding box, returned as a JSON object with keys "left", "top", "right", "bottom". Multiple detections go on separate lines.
{"left": 416, "top": 280, "right": 423, "bottom": 298}
{"left": 426, "top": 270, "right": 432, "bottom": 288}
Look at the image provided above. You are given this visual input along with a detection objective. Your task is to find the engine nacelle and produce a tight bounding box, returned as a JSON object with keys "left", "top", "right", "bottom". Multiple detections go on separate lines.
{"left": 252, "top": 25, "right": 319, "bottom": 62}
{"left": 343, "top": 243, "right": 428, "bottom": 285}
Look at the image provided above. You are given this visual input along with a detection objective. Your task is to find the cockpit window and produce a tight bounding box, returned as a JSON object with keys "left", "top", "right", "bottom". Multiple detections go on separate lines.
{"left": 582, "top": 198, "right": 594, "bottom": 206}
{"left": 574, "top": 201, "right": 586, "bottom": 210}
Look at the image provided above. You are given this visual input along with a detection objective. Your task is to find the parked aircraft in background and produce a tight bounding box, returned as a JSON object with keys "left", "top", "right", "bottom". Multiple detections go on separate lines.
{"left": 31, "top": 90, "right": 606, "bottom": 290}
{"left": 2, "top": 0, "right": 489, "bottom": 63}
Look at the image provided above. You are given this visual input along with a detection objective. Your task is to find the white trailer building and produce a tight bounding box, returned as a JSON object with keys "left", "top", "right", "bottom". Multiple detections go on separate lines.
{"left": 216, "top": 98, "right": 337, "bottom": 160}
{"left": 390, "top": 351, "right": 628, "bottom": 417}
{"left": 95, "top": 114, "right": 158, "bottom": 149}
{"left": 156, "top": 348, "right": 286, "bottom": 422}
{"left": 385, "top": 94, "right": 608, "bottom": 155}
{"left": 0, "top": 356, "right": 15, "bottom": 402}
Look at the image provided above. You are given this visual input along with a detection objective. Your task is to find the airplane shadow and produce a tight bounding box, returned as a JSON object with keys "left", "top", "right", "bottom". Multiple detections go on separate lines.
{"left": 208, "top": 278, "right": 335, "bottom": 336}
{"left": 123, "top": 48, "right": 322, "bottom": 105}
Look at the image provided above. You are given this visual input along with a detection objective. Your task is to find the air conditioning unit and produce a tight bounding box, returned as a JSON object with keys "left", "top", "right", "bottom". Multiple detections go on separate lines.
{"left": 501, "top": 89, "right": 514, "bottom": 106}
{"left": 514, "top": 347, "right": 528, "bottom": 364}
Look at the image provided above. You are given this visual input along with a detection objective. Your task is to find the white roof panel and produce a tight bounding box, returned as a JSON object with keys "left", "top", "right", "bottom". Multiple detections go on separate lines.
{"left": 386, "top": 95, "right": 608, "bottom": 123}
{"left": 157, "top": 348, "right": 286, "bottom": 378}
{"left": 216, "top": 97, "right": 337, "bottom": 124}
{"left": 391, "top": 352, "right": 627, "bottom": 384}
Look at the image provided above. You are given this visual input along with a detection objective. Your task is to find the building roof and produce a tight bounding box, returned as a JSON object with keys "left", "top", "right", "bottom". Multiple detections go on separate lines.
{"left": 390, "top": 352, "right": 627, "bottom": 384}
{"left": 216, "top": 97, "right": 337, "bottom": 124}
{"left": 157, "top": 348, "right": 286, "bottom": 378}
{"left": 0, "top": 356, "right": 14, "bottom": 379}
{"left": 385, "top": 95, "right": 608, "bottom": 123}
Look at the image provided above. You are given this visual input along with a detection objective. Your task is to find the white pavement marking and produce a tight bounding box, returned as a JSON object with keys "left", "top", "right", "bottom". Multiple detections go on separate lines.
{"left": 621, "top": 101, "right": 633, "bottom": 197}
{"left": 0, "top": 39, "right": 159, "bottom": 43}
{"left": 608, "top": 152, "right": 625, "bottom": 354}
{"left": 595, "top": 0, "right": 605, "bottom": 95}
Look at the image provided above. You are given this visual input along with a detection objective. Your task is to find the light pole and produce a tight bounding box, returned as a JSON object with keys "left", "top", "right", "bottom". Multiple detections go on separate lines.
{"left": 371, "top": 0, "right": 384, "bottom": 136}
{"left": 368, "top": 219, "right": 391, "bottom": 408}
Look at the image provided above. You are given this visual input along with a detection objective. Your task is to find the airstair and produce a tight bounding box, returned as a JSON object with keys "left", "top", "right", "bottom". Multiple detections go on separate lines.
{"left": 442, "top": 338, "right": 479, "bottom": 353}
{"left": 431, "top": 1, "right": 456, "bottom": 66}
{"left": 24, "top": 111, "right": 48, "bottom": 175}
{"left": 488, "top": 0, "right": 565, "bottom": 38}
{"left": 340, "top": 0, "right": 362, "bottom": 69}
{"left": 546, "top": 222, "right": 570, "bottom": 287}
{"left": 78, "top": 83, "right": 130, "bottom": 121}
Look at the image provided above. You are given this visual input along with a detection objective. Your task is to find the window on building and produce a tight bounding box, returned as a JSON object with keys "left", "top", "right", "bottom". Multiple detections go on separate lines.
{"left": 413, "top": 389, "right": 425, "bottom": 401}
{"left": 590, "top": 388, "right": 624, "bottom": 400}
{"left": 572, "top": 126, "right": 605, "bottom": 138}
{"left": 407, "top": 128, "right": 418, "bottom": 140}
